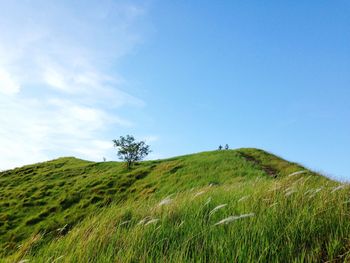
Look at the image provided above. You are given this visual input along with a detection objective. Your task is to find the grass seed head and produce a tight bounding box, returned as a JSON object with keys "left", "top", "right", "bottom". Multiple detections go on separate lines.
{"left": 158, "top": 197, "right": 173, "bottom": 207}
{"left": 118, "top": 220, "right": 131, "bottom": 227}
{"left": 331, "top": 184, "right": 347, "bottom": 193}
{"left": 209, "top": 204, "right": 227, "bottom": 216}
{"left": 288, "top": 170, "right": 307, "bottom": 177}
{"left": 238, "top": 196, "right": 249, "bottom": 202}
{"left": 193, "top": 191, "right": 206, "bottom": 198}
{"left": 214, "top": 213, "right": 255, "bottom": 225}
{"left": 285, "top": 189, "right": 297, "bottom": 197}
{"left": 145, "top": 219, "right": 159, "bottom": 226}
{"left": 137, "top": 216, "right": 153, "bottom": 225}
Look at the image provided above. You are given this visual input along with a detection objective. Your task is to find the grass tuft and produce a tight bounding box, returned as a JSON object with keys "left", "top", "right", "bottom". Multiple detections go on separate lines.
{"left": 1, "top": 149, "right": 349, "bottom": 262}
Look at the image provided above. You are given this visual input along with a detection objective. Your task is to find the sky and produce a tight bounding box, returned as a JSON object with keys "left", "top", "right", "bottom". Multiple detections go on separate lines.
{"left": 0, "top": 1, "right": 349, "bottom": 181}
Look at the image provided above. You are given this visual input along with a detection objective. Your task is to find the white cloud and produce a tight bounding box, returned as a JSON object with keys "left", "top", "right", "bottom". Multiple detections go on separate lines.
{"left": 143, "top": 135, "right": 159, "bottom": 144}
{"left": 0, "top": 68, "right": 20, "bottom": 95}
{"left": 0, "top": 1, "right": 153, "bottom": 170}
{"left": 43, "top": 67, "right": 69, "bottom": 93}
{"left": 72, "top": 140, "right": 113, "bottom": 161}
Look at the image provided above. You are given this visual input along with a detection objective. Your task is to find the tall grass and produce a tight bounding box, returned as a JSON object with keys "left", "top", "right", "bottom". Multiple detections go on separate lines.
{"left": 9, "top": 173, "right": 350, "bottom": 262}
{"left": 0, "top": 148, "right": 285, "bottom": 257}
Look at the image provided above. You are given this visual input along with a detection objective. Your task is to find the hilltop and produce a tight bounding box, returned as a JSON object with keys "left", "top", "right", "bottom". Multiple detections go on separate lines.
{"left": 1, "top": 148, "right": 349, "bottom": 262}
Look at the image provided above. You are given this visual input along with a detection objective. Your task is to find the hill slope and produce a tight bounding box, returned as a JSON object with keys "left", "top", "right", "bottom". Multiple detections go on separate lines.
{"left": 1, "top": 148, "right": 349, "bottom": 262}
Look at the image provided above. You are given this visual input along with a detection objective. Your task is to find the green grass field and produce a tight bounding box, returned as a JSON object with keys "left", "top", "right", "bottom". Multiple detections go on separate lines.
{"left": 1, "top": 148, "right": 349, "bottom": 262}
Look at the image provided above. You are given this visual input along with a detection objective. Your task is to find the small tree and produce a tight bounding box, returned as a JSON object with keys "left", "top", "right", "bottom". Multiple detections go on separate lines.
{"left": 113, "top": 135, "right": 151, "bottom": 169}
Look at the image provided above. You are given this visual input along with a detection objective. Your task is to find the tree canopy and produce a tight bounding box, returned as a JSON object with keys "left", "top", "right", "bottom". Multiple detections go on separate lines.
{"left": 113, "top": 135, "right": 151, "bottom": 169}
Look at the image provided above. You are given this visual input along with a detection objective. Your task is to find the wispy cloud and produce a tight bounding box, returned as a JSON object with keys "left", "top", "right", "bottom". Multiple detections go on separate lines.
{"left": 0, "top": 1, "right": 152, "bottom": 169}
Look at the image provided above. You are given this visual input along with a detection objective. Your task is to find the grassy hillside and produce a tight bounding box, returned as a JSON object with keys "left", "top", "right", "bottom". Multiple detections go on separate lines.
{"left": 1, "top": 148, "right": 349, "bottom": 262}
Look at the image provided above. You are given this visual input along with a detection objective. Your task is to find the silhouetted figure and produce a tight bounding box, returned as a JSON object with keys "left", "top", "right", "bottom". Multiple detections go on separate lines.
{"left": 225, "top": 144, "right": 229, "bottom": 150}
{"left": 218, "top": 145, "right": 223, "bottom": 150}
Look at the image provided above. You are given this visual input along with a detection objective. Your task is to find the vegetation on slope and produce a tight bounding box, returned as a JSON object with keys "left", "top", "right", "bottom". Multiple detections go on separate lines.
{"left": 1, "top": 149, "right": 348, "bottom": 262}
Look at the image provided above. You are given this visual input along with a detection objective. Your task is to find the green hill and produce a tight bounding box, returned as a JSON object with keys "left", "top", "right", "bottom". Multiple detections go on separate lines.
{"left": 1, "top": 148, "right": 349, "bottom": 262}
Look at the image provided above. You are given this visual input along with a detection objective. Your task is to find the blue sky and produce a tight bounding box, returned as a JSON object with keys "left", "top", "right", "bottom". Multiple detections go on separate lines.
{"left": 0, "top": 1, "right": 349, "bottom": 181}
